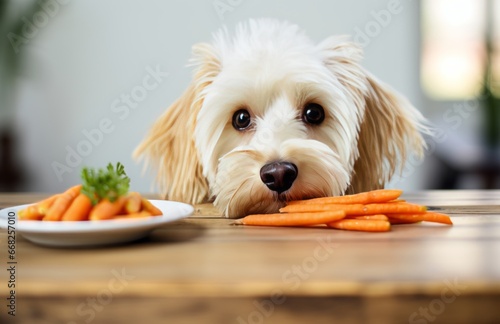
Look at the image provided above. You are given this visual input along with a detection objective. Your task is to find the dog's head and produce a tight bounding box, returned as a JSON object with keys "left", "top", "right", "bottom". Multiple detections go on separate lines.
{"left": 135, "top": 19, "right": 429, "bottom": 218}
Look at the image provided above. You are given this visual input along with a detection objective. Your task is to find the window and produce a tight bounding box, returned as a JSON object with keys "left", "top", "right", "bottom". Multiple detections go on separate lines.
{"left": 421, "top": 0, "right": 500, "bottom": 100}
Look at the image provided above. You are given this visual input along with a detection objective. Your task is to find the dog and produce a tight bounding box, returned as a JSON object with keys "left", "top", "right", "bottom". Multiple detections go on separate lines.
{"left": 134, "top": 19, "right": 429, "bottom": 218}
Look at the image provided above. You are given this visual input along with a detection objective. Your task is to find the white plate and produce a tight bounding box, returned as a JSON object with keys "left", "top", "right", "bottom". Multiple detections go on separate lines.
{"left": 0, "top": 200, "right": 194, "bottom": 247}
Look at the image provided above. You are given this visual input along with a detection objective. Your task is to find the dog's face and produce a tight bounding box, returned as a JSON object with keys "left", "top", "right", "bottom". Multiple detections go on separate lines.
{"left": 135, "top": 19, "right": 428, "bottom": 218}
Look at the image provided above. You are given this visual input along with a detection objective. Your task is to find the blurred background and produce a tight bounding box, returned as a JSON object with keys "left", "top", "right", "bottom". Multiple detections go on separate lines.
{"left": 0, "top": 0, "right": 499, "bottom": 194}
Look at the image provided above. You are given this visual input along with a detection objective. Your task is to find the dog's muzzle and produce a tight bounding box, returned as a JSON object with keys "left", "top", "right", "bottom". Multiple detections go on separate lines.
{"left": 260, "top": 161, "right": 298, "bottom": 194}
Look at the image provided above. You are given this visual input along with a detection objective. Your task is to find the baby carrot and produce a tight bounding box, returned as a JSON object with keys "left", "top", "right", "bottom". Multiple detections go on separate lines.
{"left": 141, "top": 198, "right": 163, "bottom": 216}
{"left": 89, "top": 196, "right": 126, "bottom": 220}
{"left": 280, "top": 202, "right": 427, "bottom": 215}
{"left": 346, "top": 214, "right": 389, "bottom": 221}
{"left": 115, "top": 211, "right": 152, "bottom": 219}
{"left": 19, "top": 194, "right": 60, "bottom": 220}
{"left": 44, "top": 185, "right": 82, "bottom": 221}
{"left": 18, "top": 205, "right": 43, "bottom": 220}
{"left": 124, "top": 192, "right": 142, "bottom": 214}
{"left": 327, "top": 219, "right": 391, "bottom": 232}
{"left": 389, "top": 218, "right": 422, "bottom": 225}
{"left": 388, "top": 212, "right": 453, "bottom": 225}
{"left": 234, "top": 210, "right": 346, "bottom": 227}
{"left": 287, "top": 189, "right": 402, "bottom": 205}
{"left": 36, "top": 194, "right": 60, "bottom": 215}
{"left": 61, "top": 193, "right": 93, "bottom": 221}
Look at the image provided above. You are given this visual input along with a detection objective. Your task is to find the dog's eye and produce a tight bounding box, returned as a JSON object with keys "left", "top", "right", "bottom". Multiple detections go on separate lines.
{"left": 232, "top": 109, "right": 251, "bottom": 130}
{"left": 302, "top": 103, "right": 325, "bottom": 125}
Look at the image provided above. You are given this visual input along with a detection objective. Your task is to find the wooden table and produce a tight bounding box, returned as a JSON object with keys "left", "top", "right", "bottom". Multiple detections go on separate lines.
{"left": 1, "top": 191, "right": 500, "bottom": 324}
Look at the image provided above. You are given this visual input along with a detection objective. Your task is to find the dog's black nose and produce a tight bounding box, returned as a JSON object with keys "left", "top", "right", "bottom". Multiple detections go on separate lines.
{"left": 260, "top": 162, "right": 298, "bottom": 194}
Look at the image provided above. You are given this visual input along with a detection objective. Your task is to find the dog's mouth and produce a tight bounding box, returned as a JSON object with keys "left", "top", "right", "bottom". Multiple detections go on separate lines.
{"left": 276, "top": 192, "right": 289, "bottom": 202}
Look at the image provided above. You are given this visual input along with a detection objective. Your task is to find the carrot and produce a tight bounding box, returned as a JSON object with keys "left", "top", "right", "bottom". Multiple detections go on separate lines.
{"left": 89, "top": 196, "right": 126, "bottom": 221}
{"left": 141, "top": 198, "right": 163, "bottom": 216}
{"left": 124, "top": 192, "right": 142, "bottom": 214}
{"left": 61, "top": 193, "right": 93, "bottom": 221}
{"left": 388, "top": 212, "right": 453, "bottom": 225}
{"left": 327, "top": 219, "right": 391, "bottom": 232}
{"left": 115, "top": 211, "right": 152, "bottom": 219}
{"left": 234, "top": 210, "right": 346, "bottom": 227}
{"left": 287, "top": 189, "right": 402, "bottom": 205}
{"left": 280, "top": 202, "right": 427, "bottom": 215}
{"left": 44, "top": 185, "right": 82, "bottom": 221}
{"left": 18, "top": 205, "right": 43, "bottom": 220}
{"left": 346, "top": 214, "right": 389, "bottom": 221}
{"left": 389, "top": 218, "right": 422, "bottom": 225}
{"left": 18, "top": 194, "right": 60, "bottom": 220}
{"left": 36, "top": 194, "right": 60, "bottom": 215}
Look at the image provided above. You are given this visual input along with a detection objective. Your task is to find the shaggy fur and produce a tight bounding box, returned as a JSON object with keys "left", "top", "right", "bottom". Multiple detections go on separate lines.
{"left": 134, "top": 19, "right": 429, "bottom": 218}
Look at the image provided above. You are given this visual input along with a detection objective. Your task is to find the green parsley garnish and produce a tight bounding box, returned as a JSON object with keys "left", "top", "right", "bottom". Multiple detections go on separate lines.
{"left": 81, "top": 162, "right": 130, "bottom": 205}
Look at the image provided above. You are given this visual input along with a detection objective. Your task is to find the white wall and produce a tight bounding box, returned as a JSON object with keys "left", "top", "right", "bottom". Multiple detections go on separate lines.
{"left": 10, "top": 0, "right": 424, "bottom": 194}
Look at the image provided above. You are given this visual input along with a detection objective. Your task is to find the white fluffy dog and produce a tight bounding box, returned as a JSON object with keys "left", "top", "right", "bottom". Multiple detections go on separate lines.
{"left": 134, "top": 19, "right": 429, "bottom": 218}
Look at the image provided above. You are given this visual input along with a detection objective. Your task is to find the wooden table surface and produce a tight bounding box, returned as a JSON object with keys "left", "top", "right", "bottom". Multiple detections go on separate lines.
{"left": 1, "top": 191, "right": 500, "bottom": 324}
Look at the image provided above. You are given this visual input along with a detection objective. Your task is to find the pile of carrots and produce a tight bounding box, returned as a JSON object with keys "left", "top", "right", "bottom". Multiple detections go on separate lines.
{"left": 234, "top": 189, "right": 452, "bottom": 232}
{"left": 18, "top": 185, "right": 162, "bottom": 221}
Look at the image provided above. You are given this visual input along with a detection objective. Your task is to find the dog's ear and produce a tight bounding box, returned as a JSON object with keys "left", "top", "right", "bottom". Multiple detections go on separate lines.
{"left": 318, "top": 37, "right": 429, "bottom": 193}
{"left": 134, "top": 43, "right": 221, "bottom": 204}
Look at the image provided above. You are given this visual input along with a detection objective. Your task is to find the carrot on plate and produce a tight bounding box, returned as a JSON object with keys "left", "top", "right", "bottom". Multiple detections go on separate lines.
{"left": 327, "top": 219, "right": 391, "bottom": 232}
{"left": 44, "top": 185, "right": 82, "bottom": 221}
{"left": 124, "top": 192, "right": 142, "bottom": 214}
{"left": 89, "top": 196, "right": 126, "bottom": 221}
{"left": 61, "top": 193, "right": 93, "bottom": 221}
{"left": 234, "top": 210, "right": 346, "bottom": 227}
{"left": 18, "top": 205, "right": 43, "bottom": 220}
{"left": 287, "top": 189, "right": 402, "bottom": 206}
{"left": 36, "top": 194, "right": 60, "bottom": 215}
{"left": 115, "top": 210, "right": 152, "bottom": 219}
{"left": 19, "top": 193, "right": 61, "bottom": 220}
{"left": 141, "top": 198, "right": 163, "bottom": 216}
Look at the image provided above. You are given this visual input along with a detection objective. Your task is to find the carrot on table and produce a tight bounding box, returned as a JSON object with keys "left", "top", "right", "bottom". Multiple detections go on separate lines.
{"left": 280, "top": 202, "right": 427, "bottom": 215}
{"left": 346, "top": 214, "right": 389, "bottom": 221}
{"left": 61, "top": 193, "right": 93, "bottom": 221}
{"left": 389, "top": 218, "right": 422, "bottom": 225}
{"left": 44, "top": 185, "right": 82, "bottom": 221}
{"left": 234, "top": 210, "right": 346, "bottom": 227}
{"left": 388, "top": 212, "right": 453, "bottom": 225}
{"left": 89, "top": 196, "right": 126, "bottom": 221}
{"left": 141, "top": 198, "right": 162, "bottom": 216}
{"left": 287, "top": 189, "right": 402, "bottom": 206}
{"left": 124, "top": 192, "right": 142, "bottom": 214}
{"left": 327, "top": 219, "right": 391, "bottom": 232}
